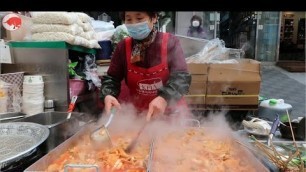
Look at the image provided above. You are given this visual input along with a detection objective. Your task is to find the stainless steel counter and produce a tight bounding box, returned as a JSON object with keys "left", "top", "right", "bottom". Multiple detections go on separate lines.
{"left": 0, "top": 112, "right": 26, "bottom": 123}
{"left": 0, "top": 111, "right": 97, "bottom": 172}
{"left": 12, "top": 111, "right": 96, "bottom": 153}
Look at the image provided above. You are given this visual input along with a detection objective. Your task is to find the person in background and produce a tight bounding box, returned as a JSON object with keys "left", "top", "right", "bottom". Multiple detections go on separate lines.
{"left": 100, "top": 11, "right": 191, "bottom": 121}
{"left": 187, "top": 15, "right": 207, "bottom": 39}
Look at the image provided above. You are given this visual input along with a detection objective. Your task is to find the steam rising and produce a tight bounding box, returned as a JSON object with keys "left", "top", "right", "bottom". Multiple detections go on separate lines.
{"left": 90, "top": 102, "right": 268, "bottom": 171}
{"left": 95, "top": 103, "right": 237, "bottom": 143}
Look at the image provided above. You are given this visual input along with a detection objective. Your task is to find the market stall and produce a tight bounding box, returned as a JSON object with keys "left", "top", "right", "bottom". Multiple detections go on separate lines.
{"left": 0, "top": 12, "right": 305, "bottom": 172}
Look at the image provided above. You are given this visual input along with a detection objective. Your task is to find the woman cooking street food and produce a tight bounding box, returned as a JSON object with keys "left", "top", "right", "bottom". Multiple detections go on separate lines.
{"left": 100, "top": 11, "right": 191, "bottom": 120}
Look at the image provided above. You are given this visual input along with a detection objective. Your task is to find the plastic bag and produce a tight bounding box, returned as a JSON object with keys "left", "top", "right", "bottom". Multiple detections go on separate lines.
{"left": 186, "top": 38, "right": 244, "bottom": 63}
{"left": 91, "top": 20, "right": 115, "bottom": 32}
{"left": 0, "top": 79, "right": 22, "bottom": 113}
{"left": 83, "top": 54, "right": 101, "bottom": 90}
{"left": 111, "top": 24, "right": 130, "bottom": 51}
{"left": 10, "top": 83, "right": 22, "bottom": 112}
{"left": 0, "top": 81, "right": 9, "bottom": 113}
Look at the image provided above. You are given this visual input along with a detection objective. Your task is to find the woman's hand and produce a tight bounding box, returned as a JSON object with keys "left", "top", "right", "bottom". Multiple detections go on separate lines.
{"left": 104, "top": 95, "right": 121, "bottom": 115}
{"left": 146, "top": 96, "right": 167, "bottom": 121}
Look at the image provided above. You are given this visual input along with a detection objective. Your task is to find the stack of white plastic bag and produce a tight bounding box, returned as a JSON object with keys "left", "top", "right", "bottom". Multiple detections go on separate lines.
{"left": 91, "top": 19, "right": 115, "bottom": 41}
{"left": 29, "top": 12, "right": 100, "bottom": 49}
{"left": 22, "top": 75, "right": 45, "bottom": 116}
{"left": 186, "top": 38, "right": 245, "bottom": 64}
{"left": 0, "top": 79, "right": 22, "bottom": 114}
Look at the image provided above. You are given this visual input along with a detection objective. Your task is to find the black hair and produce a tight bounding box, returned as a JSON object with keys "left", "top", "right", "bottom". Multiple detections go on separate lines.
{"left": 190, "top": 15, "right": 202, "bottom": 26}
{"left": 119, "top": 11, "right": 158, "bottom": 21}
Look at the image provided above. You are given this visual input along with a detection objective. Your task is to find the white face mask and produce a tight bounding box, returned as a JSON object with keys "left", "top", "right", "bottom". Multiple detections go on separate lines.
{"left": 192, "top": 20, "right": 200, "bottom": 27}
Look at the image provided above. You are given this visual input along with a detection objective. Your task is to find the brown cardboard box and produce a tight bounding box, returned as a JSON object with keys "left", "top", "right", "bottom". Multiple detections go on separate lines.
{"left": 188, "top": 82, "right": 206, "bottom": 95}
{"left": 186, "top": 78, "right": 207, "bottom": 104}
{"left": 186, "top": 60, "right": 261, "bottom": 109}
{"left": 208, "top": 59, "right": 260, "bottom": 72}
{"left": 206, "top": 59, "right": 261, "bottom": 109}
{"left": 187, "top": 63, "right": 209, "bottom": 74}
{"left": 191, "top": 75, "right": 207, "bottom": 82}
{"left": 184, "top": 95, "right": 205, "bottom": 105}
{"left": 188, "top": 75, "right": 207, "bottom": 94}
{"left": 186, "top": 63, "right": 208, "bottom": 105}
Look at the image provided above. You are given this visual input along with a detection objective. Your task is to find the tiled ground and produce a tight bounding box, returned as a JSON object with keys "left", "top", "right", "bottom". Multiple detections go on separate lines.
{"left": 260, "top": 64, "right": 306, "bottom": 119}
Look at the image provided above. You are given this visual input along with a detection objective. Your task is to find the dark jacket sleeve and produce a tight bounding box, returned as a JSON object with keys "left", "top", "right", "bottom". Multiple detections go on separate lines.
{"left": 158, "top": 71, "right": 191, "bottom": 104}
{"left": 100, "top": 75, "right": 121, "bottom": 101}
{"left": 99, "top": 40, "right": 125, "bottom": 102}
{"left": 157, "top": 34, "right": 191, "bottom": 104}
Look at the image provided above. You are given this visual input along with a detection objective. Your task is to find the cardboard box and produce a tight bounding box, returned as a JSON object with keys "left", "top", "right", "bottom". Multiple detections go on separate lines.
{"left": 206, "top": 59, "right": 261, "bottom": 108}
{"left": 186, "top": 60, "right": 261, "bottom": 109}
{"left": 188, "top": 74, "right": 207, "bottom": 95}
{"left": 208, "top": 59, "right": 260, "bottom": 72}
{"left": 187, "top": 63, "right": 208, "bottom": 95}
{"left": 187, "top": 63, "right": 209, "bottom": 75}
{"left": 184, "top": 95, "right": 205, "bottom": 105}
{"left": 188, "top": 82, "right": 206, "bottom": 95}
{"left": 186, "top": 79, "right": 207, "bottom": 104}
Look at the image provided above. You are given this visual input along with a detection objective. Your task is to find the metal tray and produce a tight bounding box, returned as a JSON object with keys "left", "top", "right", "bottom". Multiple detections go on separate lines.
{"left": 0, "top": 122, "right": 49, "bottom": 169}
{"left": 147, "top": 127, "right": 271, "bottom": 172}
{"left": 25, "top": 122, "right": 151, "bottom": 172}
{"left": 25, "top": 122, "right": 99, "bottom": 171}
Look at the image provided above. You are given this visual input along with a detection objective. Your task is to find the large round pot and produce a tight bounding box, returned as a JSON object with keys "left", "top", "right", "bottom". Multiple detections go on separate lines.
{"left": 0, "top": 122, "right": 49, "bottom": 169}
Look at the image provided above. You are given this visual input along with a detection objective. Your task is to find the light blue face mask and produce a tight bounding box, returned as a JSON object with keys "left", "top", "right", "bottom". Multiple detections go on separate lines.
{"left": 125, "top": 21, "right": 152, "bottom": 40}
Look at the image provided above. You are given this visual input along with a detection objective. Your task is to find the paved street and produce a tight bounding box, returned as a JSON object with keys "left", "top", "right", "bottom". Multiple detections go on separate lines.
{"left": 260, "top": 63, "right": 306, "bottom": 120}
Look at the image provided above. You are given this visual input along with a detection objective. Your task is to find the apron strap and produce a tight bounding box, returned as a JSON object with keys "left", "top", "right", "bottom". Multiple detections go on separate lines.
{"left": 125, "top": 37, "right": 133, "bottom": 68}
{"left": 161, "top": 33, "right": 169, "bottom": 64}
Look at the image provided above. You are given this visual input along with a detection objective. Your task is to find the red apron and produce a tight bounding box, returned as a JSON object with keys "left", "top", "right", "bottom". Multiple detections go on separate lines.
{"left": 124, "top": 33, "right": 187, "bottom": 114}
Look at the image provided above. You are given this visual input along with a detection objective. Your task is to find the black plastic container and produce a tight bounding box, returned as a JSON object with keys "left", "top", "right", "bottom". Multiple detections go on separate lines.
{"left": 279, "top": 117, "right": 305, "bottom": 140}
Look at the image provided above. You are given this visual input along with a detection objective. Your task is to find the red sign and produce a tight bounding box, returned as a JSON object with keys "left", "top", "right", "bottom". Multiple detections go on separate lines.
{"left": 2, "top": 13, "right": 22, "bottom": 31}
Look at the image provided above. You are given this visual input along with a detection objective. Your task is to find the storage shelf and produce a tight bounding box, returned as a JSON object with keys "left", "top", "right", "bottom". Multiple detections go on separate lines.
{"left": 8, "top": 41, "right": 96, "bottom": 54}
{"left": 281, "top": 19, "right": 294, "bottom": 43}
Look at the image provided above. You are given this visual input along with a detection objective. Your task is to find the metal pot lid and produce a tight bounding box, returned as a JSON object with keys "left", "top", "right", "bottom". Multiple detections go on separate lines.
{"left": 0, "top": 122, "right": 49, "bottom": 168}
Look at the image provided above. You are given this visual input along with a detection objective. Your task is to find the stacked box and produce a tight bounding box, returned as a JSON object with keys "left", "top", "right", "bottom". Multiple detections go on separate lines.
{"left": 206, "top": 59, "right": 261, "bottom": 110}
{"left": 185, "top": 63, "right": 208, "bottom": 105}
{"left": 186, "top": 59, "right": 261, "bottom": 110}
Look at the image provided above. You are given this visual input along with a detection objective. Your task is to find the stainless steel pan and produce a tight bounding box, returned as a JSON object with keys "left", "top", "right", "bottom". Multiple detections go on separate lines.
{"left": 0, "top": 122, "right": 49, "bottom": 169}
{"left": 25, "top": 121, "right": 152, "bottom": 172}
